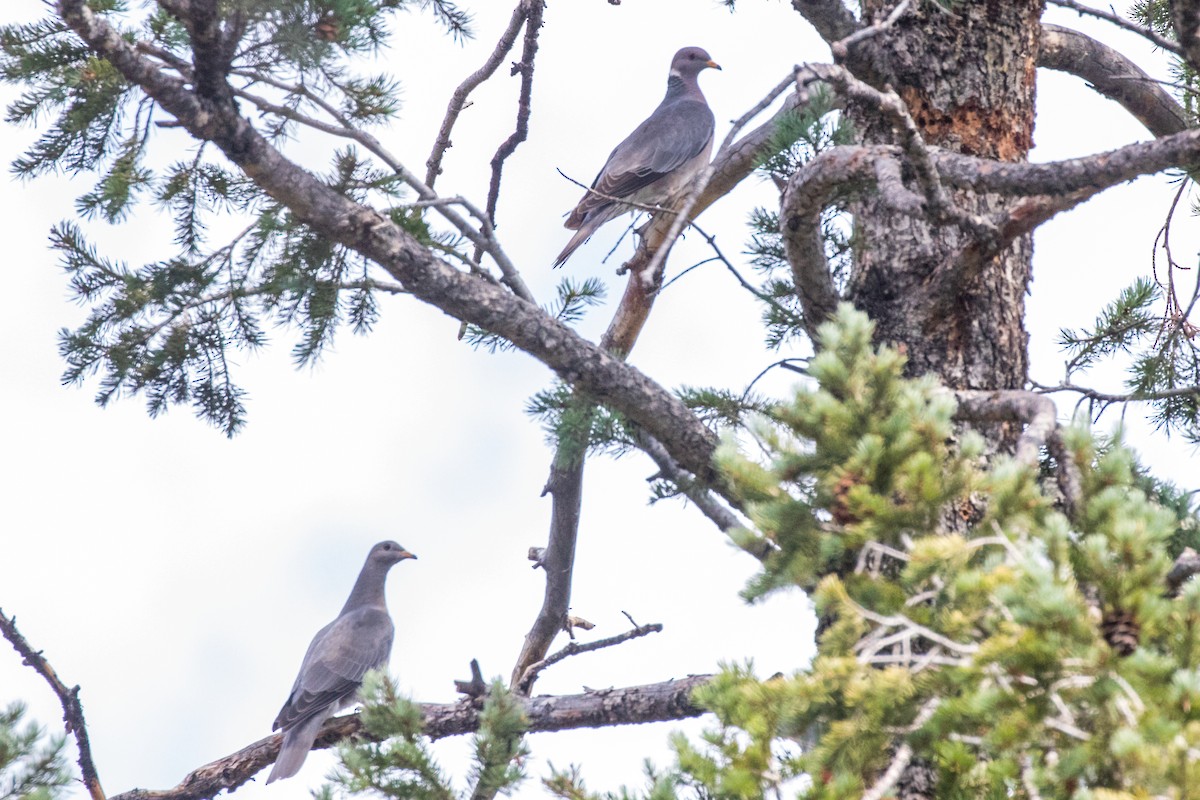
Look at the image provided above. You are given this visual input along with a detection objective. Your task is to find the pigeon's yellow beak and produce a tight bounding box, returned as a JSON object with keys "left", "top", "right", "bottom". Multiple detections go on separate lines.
{"left": 398, "top": 549, "right": 417, "bottom": 561}
{"left": 706, "top": 60, "right": 722, "bottom": 71}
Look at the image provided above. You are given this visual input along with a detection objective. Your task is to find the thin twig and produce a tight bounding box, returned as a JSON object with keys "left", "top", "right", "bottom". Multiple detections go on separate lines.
{"left": 425, "top": 2, "right": 529, "bottom": 188}
{"left": 516, "top": 621, "right": 664, "bottom": 694}
{"left": 1046, "top": 0, "right": 1183, "bottom": 55}
{"left": 862, "top": 698, "right": 940, "bottom": 800}
{"left": 830, "top": 0, "right": 913, "bottom": 61}
{"left": 229, "top": 72, "right": 536, "bottom": 303}
{"left": 0, "top": 609, "right": 106, "bottom": 800}
{"left": 484, "top": 0, "right": 545, "bottom": 227}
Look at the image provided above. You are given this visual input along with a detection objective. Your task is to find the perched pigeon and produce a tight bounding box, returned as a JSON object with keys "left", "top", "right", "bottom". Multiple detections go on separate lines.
{"left": 266, "top": 541, "right": 417, "bottom": 783}
{"left": 554, "top": 46, "right": 721, "bottom": 267}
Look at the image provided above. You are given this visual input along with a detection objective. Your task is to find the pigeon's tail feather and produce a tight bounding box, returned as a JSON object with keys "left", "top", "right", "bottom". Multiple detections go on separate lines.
{"left": 267, "top": 714, "right": 327, "bottom": 784}
{"left": 554, "top": 210, "right": 609, "bottom": 268}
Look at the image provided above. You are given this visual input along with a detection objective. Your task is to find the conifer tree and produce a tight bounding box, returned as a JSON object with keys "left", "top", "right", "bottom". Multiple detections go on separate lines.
{"left": 3, "top": 1, "right": 1200, "bottom": 799}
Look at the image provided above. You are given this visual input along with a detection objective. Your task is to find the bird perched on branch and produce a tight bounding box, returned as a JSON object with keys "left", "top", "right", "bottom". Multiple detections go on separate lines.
{"left": 554, "top": 46, "right": 721, "bottom": 267}
{"left": 266, "top": 541, "right": 417, "bottom": 783}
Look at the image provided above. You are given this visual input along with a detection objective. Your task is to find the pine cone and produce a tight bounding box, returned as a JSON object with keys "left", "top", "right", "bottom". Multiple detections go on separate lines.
{"left": 830, "top": 471, "right": 860, "bottom": 526}
{"left": 1102, "top": 608, "right": 1140, "bottom": 656}
{"left": 314, "top": 14, "right": 340, "bottom": 41}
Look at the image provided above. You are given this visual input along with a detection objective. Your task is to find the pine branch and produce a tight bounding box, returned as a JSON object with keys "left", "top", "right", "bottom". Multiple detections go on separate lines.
{"left": 109, "top": 676, "right": 711, "bottom": 800}
{"left": 1047, "top": 0, "right": 1182, "bottom": 55}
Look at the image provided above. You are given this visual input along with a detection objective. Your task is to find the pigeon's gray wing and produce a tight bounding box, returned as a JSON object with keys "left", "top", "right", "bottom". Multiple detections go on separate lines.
{"left": 272, "top": 606, "right": 394, "bottom": 732}
{"left": 566, "top": 97, "right": 714, "bottom": 228}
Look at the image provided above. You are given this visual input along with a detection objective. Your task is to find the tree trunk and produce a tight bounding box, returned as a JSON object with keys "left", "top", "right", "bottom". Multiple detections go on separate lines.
{"left": 847, "top": 0, "right": 1044, "bottom": 390}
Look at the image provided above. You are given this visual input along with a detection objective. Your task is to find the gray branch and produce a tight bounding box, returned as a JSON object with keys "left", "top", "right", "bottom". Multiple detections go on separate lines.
{"left": 1040, "top": 23, "right": 1187, "bottom": 138}
{"left": 55, "top": 0, "right": 721, "bottom": 481}
{"left": 109, "top": 675, "right": 712, "bottom": 800}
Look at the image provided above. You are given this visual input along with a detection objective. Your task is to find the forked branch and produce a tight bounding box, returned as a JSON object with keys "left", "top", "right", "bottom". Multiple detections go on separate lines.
{"left": 0, "top": 608, "right": 106, "bottom": 800}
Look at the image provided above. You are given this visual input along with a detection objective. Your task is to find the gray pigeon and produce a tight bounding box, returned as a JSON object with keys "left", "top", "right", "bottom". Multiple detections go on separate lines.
{"left": 554, "top": 46, "right": 720, "bottom": 267}
{"left": 266, "top": 541, "right": 417, "bottom": 783}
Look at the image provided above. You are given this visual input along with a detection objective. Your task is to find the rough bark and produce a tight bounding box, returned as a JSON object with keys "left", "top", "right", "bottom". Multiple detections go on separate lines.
{"left": 110, "top": 676, "right": 710, "bottom": 800}
{"left": 846, "top": 0, "right": 1045, "bottom": 391}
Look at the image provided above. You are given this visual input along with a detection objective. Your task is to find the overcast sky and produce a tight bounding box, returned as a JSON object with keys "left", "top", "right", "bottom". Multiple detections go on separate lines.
{"left": 1, "top": 2, "right": 1197, "bottom": 800}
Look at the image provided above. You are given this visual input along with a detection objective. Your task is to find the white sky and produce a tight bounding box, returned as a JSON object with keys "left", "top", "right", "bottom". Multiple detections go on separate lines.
{"left": 1, "top": 2, "right": 1196, "bottom": 800}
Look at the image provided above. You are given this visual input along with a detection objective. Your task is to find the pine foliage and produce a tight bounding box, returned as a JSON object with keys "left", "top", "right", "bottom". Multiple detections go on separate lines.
{"left": 558, "top": 308, "right": 1200, "bottom": 799}
{"left": 323, "top": 671, "right": 528, "bottom": 800}
{"left": 745, "top": 88, "right": 853, "bottom": 350}
{"left": 0, "top": 703, "right": 71, "bottom": 800}
{"left": 0, "top": 1, "right": 477, "bottom": 435}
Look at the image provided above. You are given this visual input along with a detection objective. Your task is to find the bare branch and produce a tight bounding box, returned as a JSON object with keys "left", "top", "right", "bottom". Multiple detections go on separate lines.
{"left": 952, "top": 389, "right": 1082, "bottom": 515}
{"left": 511, "top": 457, "right": 586, "bottom": 691}
{"left": 952, "top": 389, "right": 1058, "bottom": 467}
{"left": 1047, "top": 0, "right": 1183, "bottom": 56}
{"left": 862, "top": 698, "right": 940, "bottom": 800}
{"left": 830, "top": 0, "right": 912, "bottom": 61}
{"left": 798, "top": 63, "right": 996, "bottom": 238}
{"left": 1032, "top": 380, "right": 1200, "bottom": 405}
{"left": 229, "top": 72, "right": 537, "bottom": 304}
{"left": 1039, "top": 23, "right": 1187, "bottom": 137}
{"left": 633, "top": 428, "right": 750, "bottom": 539}
{"left": 484, "top": 0, "right": 545, "bottom": 226}
{"left": 0, "top": 609, "right": 106, "bottom": 800}
{"left": 779, "top": 147, "right": 867, "bottom": 335}
{"left": 425, "top": 2, "right": 530, "bottom": 188}
{"left": 110, "top": 675, "right": 711, "bottom": 800}
{"left": 1168, "top": 547, "right": 1200, "bottom": 596}
{"left": 516, "top": 621, "right": 664, "bottom": 694}
{"left": 791, "top": 0, "right": 860, "bottom": 44}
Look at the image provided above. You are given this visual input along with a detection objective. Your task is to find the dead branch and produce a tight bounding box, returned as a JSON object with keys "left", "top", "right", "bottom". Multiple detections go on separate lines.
{"left": 1047, "top": 0, "right": 1182, "bottom": 56}
{"left": 952, "top": 389, "right": 1058, "bottom": 467}
{"left": 939, "top": 187, "right": 1102, "bottom": 293}
{"left": 228, "top": 67, "right": 536, "bottom": 303}
{"left": 1168, "top": 548, "right": 1200, "bottom": 596}
{"left": 507, "top": 78, "right": 824, "bottom": 695}
{"left": 952, "top": 389, "right": 1081, "bottom": 515}
{"left": 516, "top": 621, "right": 664, "bottom": 694}
{"left": 109, "top": 675, "right": 710, "bottom": 800}
{"left": 1039, "top": 23, "right": 1187, "bottom": 137}
{"left": 1032, "top": 381, "right": 1200, "bottom": 406}
{"left": 425, "top": 2, "right": 530, "bottom": 188}
{"left": 779, "top": 147, "right": 873, "bottom": 335}
{"left": 791, "top": 0, "right": 860, "bottom": 44}
{"left": 0, "top": 608, "right": 106, "bottom": 800}
{"left": 484, "top": 0, "right": 545, "bottom": 227}
{"left": 798, "top": 62, "right": 996, "bottom": 239}
{"left": 511, "top": 455, "right": 586, "bottom": 691}
{"left": 862, "top": 699, "right": 941, "bottom": 800}
{"left": 830, "top": 0, "right": 912, "bottom": 61}
{"left": 632, "top": 428, "right": 749, "bottom": 540}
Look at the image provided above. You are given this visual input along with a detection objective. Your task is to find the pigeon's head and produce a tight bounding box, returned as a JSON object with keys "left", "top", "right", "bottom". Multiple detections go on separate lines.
{"left": 369, "top": 540, "right": 418, "bottom": 567}
{"left": 670, "top": 47, "right": 721, "bottom": 79}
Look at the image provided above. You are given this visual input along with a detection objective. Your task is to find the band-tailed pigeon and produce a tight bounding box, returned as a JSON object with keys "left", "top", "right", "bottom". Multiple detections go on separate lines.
{"left": 266, "top": 541, "right": 417, "bottom": 783}
{"left": 554, "top": 46, "right": 721, "bottom": 267}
